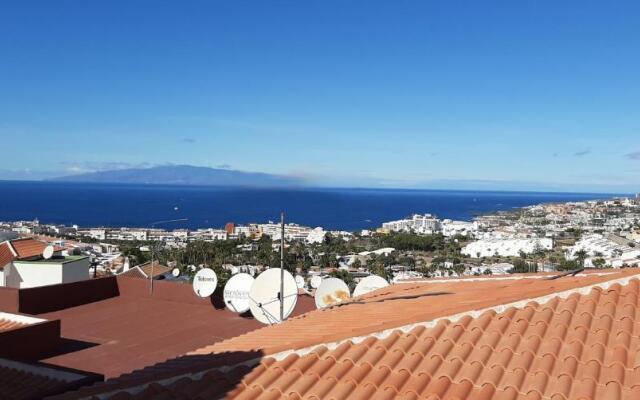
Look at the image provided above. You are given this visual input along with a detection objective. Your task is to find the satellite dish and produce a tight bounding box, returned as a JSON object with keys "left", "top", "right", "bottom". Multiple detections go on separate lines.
{"left": 42, "top": 245, "right": 54, "bottom": 260}
{"left": 230, "top": 266, "right": 239, "bottom": 275}
{"left": 188, "top": 264, "right": 196, "bottom": 272}
{"left": 249, "top": 268, "right": 298, "bottom": 325}
{"left": 223, "top": 273, "right": 254, "bottom": 313}
{"left": 295, "top": 275, "right": 305, "bottom": 289}
{"left": 192, "top": 268, "right": 218, "bottom": 297}
{"left": 310, "top": 275, "right": 323, "bottom": 289}
{"left": 171, "top": 268, "right": 180, "bottom": 277}
{"left": 315, "top": 278, "right": 350, "bottom": 309}
{"left": 353, "top": 275, "right": 389, "bottom": 297}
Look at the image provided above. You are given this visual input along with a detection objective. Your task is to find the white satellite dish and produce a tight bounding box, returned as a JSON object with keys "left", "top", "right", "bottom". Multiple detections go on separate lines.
{"left": 192, "top": 268, "right": 218, "bottom": 298}
{"left": 315, "top": 278, "right": 350, "bottom": 309}
{"left": 249, "top": 268, "right": 298, "bottom": 325}
{"left": 188, "top": 264, "right": 196, "bottom": 272}
{"left": 42, "top": 245, "right": 54, "bottom": 260}
{"left": 223, "top": 273, "right": 254, "bottom": 313}
{"left": 310, "top": 275, "right": 323, "bottom": 289}
{"left": 230, "top": 266, "right": 240, "bottom": 275}
{"left": 353, "top": 275, "right": 389, "bottom": 297}
{"left": 171, "top": 268, "right": 180, "bottom": 277}
{"left": 295, "top": 275, "right": 305, "bottom": 289}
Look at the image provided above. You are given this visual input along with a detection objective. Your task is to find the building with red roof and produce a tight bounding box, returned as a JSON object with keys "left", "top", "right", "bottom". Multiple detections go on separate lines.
{"left": 0, "top": 238, "right": 89, "bottom": 289}
{"left": 47, "top": 268, "right": 640, "bottom": 400}
{"left": 0, "top": 265, "right": 639, "bottom": 399}
{"left": 0, "top": 273, "right": 315, "bottom": 399}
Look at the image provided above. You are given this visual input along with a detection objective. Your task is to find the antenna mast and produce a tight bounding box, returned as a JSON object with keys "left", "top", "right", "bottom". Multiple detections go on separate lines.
{"left": 280, "top": 211, "right": 285, "bottom": 322}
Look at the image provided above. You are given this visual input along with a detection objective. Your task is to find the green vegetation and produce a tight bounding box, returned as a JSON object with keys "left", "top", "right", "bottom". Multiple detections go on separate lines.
{"left": 376, "top": 232, "right": 447, "bottom": 252}
{"left": 329, "top": 269, "right": 356, "bottom": 291}
{"left": 508, "top": 258, "right": 538, "bottom": 274}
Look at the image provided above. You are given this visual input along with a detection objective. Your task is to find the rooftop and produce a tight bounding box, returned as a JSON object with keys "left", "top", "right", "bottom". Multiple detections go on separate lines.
{"left": 0, "top": 237, "right": 68, "bottom": 269}
{"left": 11, "top": 237, "right": 51, "bottom": 259}
{"left": 0, "top": 358, "right": 99, "bottom": 400}
{"left": 0, "top": 275, "right": 315, "bottom": 382}
{"left": 38, "top": 283, "right": 263, "bottom": 378}
{"left": 52, "top": 268, "right": 640, "bottom": 400}
{"left": 120, "top": 261, "right": 172, "bottom": 279}
{"left": 16, "top": 255, "right": 89, "bottom": 265}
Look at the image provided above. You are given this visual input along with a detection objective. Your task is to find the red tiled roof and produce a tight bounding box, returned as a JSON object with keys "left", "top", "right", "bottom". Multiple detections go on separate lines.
{"left": 10, "top": 238, "right": 49, "bottom": 259}
{"left": 0, "top": 242, "right": 15, "bottom": 268}
{"left": 133, "top": 261, "right": 172, "bottom": 279}
{"left": 194, "top": 269, "right": 640, "bottom": 356}
{"left": 0, "top": 238, "right": 68, "bottom": 270}
{"left": 118, "top": 267, "right": 147, "bottom": 279}
{"left": 0, "top": 358, "right": 98, "bottom": 400}
{"left": 51, "top": 269, "right": 640, "bottom": 399}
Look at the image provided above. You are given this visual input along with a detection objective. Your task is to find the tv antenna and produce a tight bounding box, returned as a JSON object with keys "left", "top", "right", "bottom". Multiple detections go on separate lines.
{"left": 315, "top": 277, "right": 350, "bottom": 309}
{"left": 249, "top": 268, "right": 298, "bottom": 324}
{"left": 279, "top": 211, "right": 285, "bottom": 321}
{"left": 353, "top": 275, "right": 389, "bottom": 297}
{"left": 223, "top": 273, "right": 254, "bottom": 313}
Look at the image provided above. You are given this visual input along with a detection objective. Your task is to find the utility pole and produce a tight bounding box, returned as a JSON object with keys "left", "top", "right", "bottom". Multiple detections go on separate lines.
{"left": 280, "top": 212, "right": 285, "bottom": 322}
{"left": 150, "top": 243, "right": 155, "bottom": 294}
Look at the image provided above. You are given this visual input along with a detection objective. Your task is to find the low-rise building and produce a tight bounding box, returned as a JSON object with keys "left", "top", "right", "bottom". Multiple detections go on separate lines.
{"left": 462, "top": 237, "right": 553, "bottom": 258}
{"left": 0, "top": 238, "right": 90, "bottom": 288}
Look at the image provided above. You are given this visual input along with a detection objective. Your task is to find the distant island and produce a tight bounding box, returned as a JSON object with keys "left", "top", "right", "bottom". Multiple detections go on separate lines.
{"left": 49, "top": 165, "right": 303, "bottom": 187}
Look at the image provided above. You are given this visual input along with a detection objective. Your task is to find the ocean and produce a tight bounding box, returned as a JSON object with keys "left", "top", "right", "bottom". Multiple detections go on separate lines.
{"left": 0, "top": 181, "right": 621, "bottom": 231}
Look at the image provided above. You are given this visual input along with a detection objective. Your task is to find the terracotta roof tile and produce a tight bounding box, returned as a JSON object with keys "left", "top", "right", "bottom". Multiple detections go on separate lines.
{"left": 119, "top": 262, "right": 172, "bottom": 279}
{"left": 0, "top": 242, "right": 15, "bottom": 268}
{"left": 52, "top": 269, "right": 640, "bottom": 400}
{"left": 192, "top": 270, "right": 640, "bottom": 357}
{"left": 136, "top": 261, "right": 172, "bottom": 278}
{"left": 10, "top": 238, "right": 49, "bottom": 259}
{"left": 118, "top": 267, "right": 147, "bottom": 279}
{"left": 0, "top": 358, "right": 98, "bottom": 400}
{"left": 138, "top": 261, "right": 171, "bottom": 278}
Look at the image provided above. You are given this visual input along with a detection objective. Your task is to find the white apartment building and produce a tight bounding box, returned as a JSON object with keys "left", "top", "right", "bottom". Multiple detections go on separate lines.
{"left": 260, "top": 223, "right": 312, "bottom": 241}
{"left": 306, "top": 228, "right": 327, "bottom": 244}
{"left": 86, "top": 228, "right": 107, "bottom": 241}
{"left": 192, "top": 229, "right": 228, "bottom": 241}
{"left": 440, "top": 219, "right": 477, "bottom": 237}
{"left": 462, "top": 238, "right": 553, "bottom": 258}
{"left": 567, "top": 234, "right": 640, "bottom": 268}
{"left": 382, "top": 214, "right": 441, "bottom": 234}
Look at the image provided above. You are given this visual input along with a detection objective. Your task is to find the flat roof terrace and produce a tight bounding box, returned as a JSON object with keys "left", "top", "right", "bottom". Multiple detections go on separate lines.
{"left": 0, "top": 275, "right": 314, "bottom": 380}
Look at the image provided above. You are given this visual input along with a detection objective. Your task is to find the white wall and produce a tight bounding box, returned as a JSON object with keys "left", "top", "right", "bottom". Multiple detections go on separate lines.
{"left": 8, "top": 262, "right": 63, "bottom": 288}
{"left": 61, "top": 258, "right": 91, "bottom": 283}
{"left": 6, "top": 257, "right": 90, "bottom": 289}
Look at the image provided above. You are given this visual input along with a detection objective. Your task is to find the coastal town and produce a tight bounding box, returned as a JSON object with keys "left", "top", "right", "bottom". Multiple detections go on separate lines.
{"left": 1, "top": 193, "right": 639, "bottom": 290}
{"left": 5, "top": 2, "right": 640, "bottom": 398}
{"left": 2, "top": 194, "right": 640, "bottom": 399}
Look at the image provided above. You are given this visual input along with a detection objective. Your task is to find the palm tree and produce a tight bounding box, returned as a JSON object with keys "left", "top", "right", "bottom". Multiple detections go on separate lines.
{"left": 574, "top": 249, "right": 588, "bottom": 268}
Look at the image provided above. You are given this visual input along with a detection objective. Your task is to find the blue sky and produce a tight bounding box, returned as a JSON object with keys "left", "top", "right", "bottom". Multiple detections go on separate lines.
{"left": 1, "top": 1, "right": 639, "bottom": 192}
